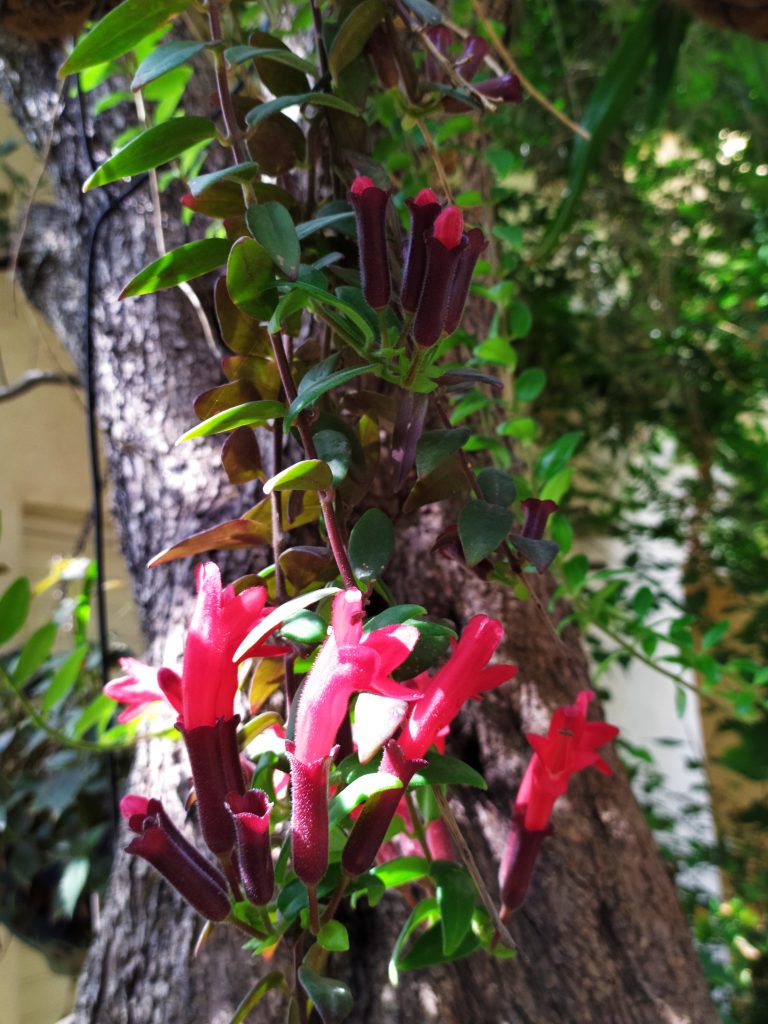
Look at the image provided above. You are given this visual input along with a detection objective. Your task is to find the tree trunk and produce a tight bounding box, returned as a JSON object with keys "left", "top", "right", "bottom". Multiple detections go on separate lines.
{"left": 0, "top": 30, "right": 718, "bottom": 1024}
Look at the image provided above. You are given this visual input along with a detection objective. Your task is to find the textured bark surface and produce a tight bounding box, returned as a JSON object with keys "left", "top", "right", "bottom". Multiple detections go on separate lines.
{"left": 0, "top": 27, "right": 718, "bottom": 1024}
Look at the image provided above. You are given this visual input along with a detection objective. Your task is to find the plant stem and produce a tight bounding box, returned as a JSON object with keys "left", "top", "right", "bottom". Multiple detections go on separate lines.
{"left": 431, "top": 786, "right": 517, "bottom": 951}
{"left": 268, "top": 332, "right": 357, "bottom": 589}
{"left": 207, "top": 0, "right": 250, "bottom": 163}
{"left": 308, "top": 885, "right": 321, "bottom": 935}
{"left": 404, "top": 790, "right": 433, "bottom": 863}
{"left": 271, "top": 418, "right": 286, "bottom": 603}
{"left": 321, "top": 875, "right": 350, "bottom": 924}
{"left": 415, "top": 118, "right": 454, "bottom": 202}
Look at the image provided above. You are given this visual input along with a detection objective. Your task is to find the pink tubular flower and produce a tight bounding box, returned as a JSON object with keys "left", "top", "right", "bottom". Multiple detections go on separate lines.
{"left": 104, "top": 658, "right": 182, "bottom": 723}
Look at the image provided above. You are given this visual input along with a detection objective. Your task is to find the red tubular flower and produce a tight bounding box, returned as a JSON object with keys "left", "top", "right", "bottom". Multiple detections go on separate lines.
{"left": 443, "top": 227, "right": 488, "bottom": 336}
{"left": 455, "top": 36, "right": 490, "bottom": 81}
{"left": 180, "top": 714, "right": 245, "bottom": 855}
{"left": 122, "top": 795, "right": 231, "bottom": 921}
{"left": 401, "top": 189, "right": 441, "bottom": 314}
{"left": 349, "top": 176, "right": 392, "bottom": 310}
{"left": 104, "top": 658, "right": 182, "bottom": 723}
{"left": 411, "top": 206, "right": 468, "bottom": 348}
{"left": 498, "top": 691, "right": 618, "bottom": 918}
{"left": 287, "top": 742, "right": 337, "bottom": 886}
{"left": 520, "top": 498, "right": 558, "bottom": 540}
{"left": 226, "top": 789, "right": 274, "bottom": 905}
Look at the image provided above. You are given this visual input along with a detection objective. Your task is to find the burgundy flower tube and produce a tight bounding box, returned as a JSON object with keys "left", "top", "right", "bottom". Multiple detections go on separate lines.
{"left": 520, "top": 498, "right": 558, "bottom": 540}
{"left": 401, "top": 188, "right": 441, "bottom": 315}
{"left": 349, "top": 176, "right": 392, "bottom": 310}
{"left": 180, "top": 714, "right": 245, "bottom": 856}
{"left": 498, "top": 812, "right": 551, "bottom": 920}
{"left": 226, "top": 789, "right": 275, "bottom": 906}
{"left": 425, "top": 25, "right": 452, "bottom": 81}
{"left": 287, "top": 741, "right": 335, "bottom": 886}
{"left": 341, "top": 741, "right": 426, "bottom": 878}
{"left": 455, "top": 36, "right": 490, "bottom": 81}
{"left": 443, "top": 227, "right": 488, "bottom": 336}
{"left": 411, "top": 206, "right": 467, "bottom": 348}
{"left": 124, "top": 798, "right": 230, "bottom": 921}
{"left": 475, "top": 71, "right": 523, "bottom": 104}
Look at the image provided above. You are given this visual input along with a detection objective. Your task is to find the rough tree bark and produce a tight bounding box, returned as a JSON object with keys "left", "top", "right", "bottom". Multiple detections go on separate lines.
{"left": 0, "top": 24, "right": 718, "bottom": 1024}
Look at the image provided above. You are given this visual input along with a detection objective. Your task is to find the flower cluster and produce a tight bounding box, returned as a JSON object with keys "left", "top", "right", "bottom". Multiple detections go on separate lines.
{"left": 498, "top": 690, "right": 619, "bottom": 919}
{"left": 349, "top": 177, "right": 487, "bottom": 346}
{"left": 426, "top": 26, "right": 523, "bottom": 110}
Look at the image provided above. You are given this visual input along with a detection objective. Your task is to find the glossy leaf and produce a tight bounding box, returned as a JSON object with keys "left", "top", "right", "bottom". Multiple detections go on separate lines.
{"left": 0, "top": 577, "right": 30, "bottom": 645}
{"left": 348, "top": 509, "right": 395, "bottom": 583}
{"left": 214, "top": 279, "right": 271, "bottom": 356}
{"left": 60, "top": 0, "right": 190, "bottom": 75}
{"left": 247, "top": 112, "right": 305, "bottom": 177}
{"left": 398, "top": 920, "right": 479, "bottom": 971}
{"left": 12, "top": 622, "right": 57, "bottom": 683}
{"left": 392, "top": 620, "right": 455, "bottom": 682}
{"left": 226, "top": 237, "right": 277, "bottom": 320}
{"left": 280, "top": 547, "right": 338, "bottom": 592}
{"left": 222, "top": 427, "right": 264, "bottom": 485}
{"left": 535, "top": 430, "right": 584, "bottom": 482}
{"left": 476, "top": 467, "right": 517, "bottom": 507}
{"left": 234, "top": 587, "right": 339, "bottom": 661}
{"left": 132, "top": 40, "right": 209, "bottom": 90}
{"left": 328, "top": 772, "right": 402, "bottom": 826}
{"left": 121, "top": 238, "right": 230, "bottom": 297}
{"left": 244, "top": 30, "right": 311, "bottom": 95}
{"left": 295, "top": 211, "right": 355, "bottom": 240}
{"left": 245, "top": 92, "right": 359, "bottom": 129}
{"left": 83, "top": 117, "right": 215, "bottom": 190}
{"left": 148, "top": 518, "right": 272, "bottom": 568}
{"left": 328, "top": 0, "right": 385, "bottom": 81}
{"left": 262, "top": 459, "right": 333, "bottom": 495}
{"left": 224, "top": 45, "right": 317, "bottom": 77}
{"left": 515, "top": 367, "right": 546, "bottom": 403}
{"left": 277, "top": 610, "right": 327, "bottom": 645}
{"left": 431, "top": 861, "right": 476, "bottom": 955}
{"left": 284, "top": 364, "right": 375, "bottom": 430}
{"left": 458, "top": 500, "right": 513, "bottom": 565}
{"left": 312, "top": 430, "right": 352, "bottom": 486}
{"left": 352, "top": 692, "right": 409, "bottom": 763}
{"left": 410, "top": 752, "right": 488, "bottom": 790}
{"left": 177, "top": 400, "right": 285, "bottom": 443}
{"left": 297, "top": 965, "right": 353, "bottom": 1024}
{"left": 193, "top": 380, "right": 260, "bottom": 421}
{"left": 187, "top": 161, "right": 260, "bottom": 196}
{"left": 246, "top": 203, "right": 300, "bottom": 279}
{"left": 403, "top": 453, "right": 471, "bottom": 514}
{"left": 510, "top": 535, "right": 560, "bottom": 573}
{"left": 363, "top": 605, "right": 427, "bottom": 631}
{"left": 317, "top": 921, "right": 350, "bottom": 952}
{"left": 371, "top": 856, "right": 430, "bottom": 889}
{"left": 388, "top": 898, "right": 440, "bottom": 985}
{"left": 415, "top": 427, "right": 470, "bottom": 478}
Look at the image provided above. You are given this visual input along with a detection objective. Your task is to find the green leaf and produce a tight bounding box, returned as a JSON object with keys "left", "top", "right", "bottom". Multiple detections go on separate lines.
{"left": 702, "top": 621, "right": 729, "bottom": 651}
{"left": 415, "top": 427, "right": 470, "bottom": 478}
{"left": 245, "top": 92, "right": 359, "bottom": 129}
{"left": 400, "top": 0, "right": 443, "bottom": 26}
{"left": 132, "top": 40, "right": 209, "bottom": 90}
{"left": 225, "top": 46, "right": 317, "bottom": 77}
{"left": 675, "top": 685, "right": 687, "bottom": 718}
{"left": 398, "top": 920, "right": 480, "bottom": 970}
{"left": 474, "top": 336, "right": 517, "bottom": 367}
{"left": 285, "top": 364, "right": 375, "bottom": 430}
{"left": 363, "top": 605, "right": 427, "bottom": 631}
{"left": 431, "top": 861, "right": 477, "bottom": 955}
{"left": 238, "top": 31, "right": 311, "bottom": 96}
{"left": 187, "top": 162, "right": 261, "bottom": 196}
{"left": 497, "top": 416, "right": 537, "bottom": 441}
{"left": 403, "top": 453, "right": 471, "bottom": 513}
{"left": 458, "top": 500, "right": 513, "bottom": 566}
{"left": 277, "top": 610, "right": 327, "bottom": 645}
{"left": 389, "top": 898, "right": 440, "bottom": 985}
{"left": 42, "top": 646, "right": 88, "bottom": 713}
{"left": 328, "top": 772, "right": 402, "bottom": 826}
{"left": 0, "top": 577, "right": 30, "bottom": 645}
{"left": 289, "top": 281, "right": 375, "bottom": 346}
{"left": 329, "top": 0, "right": 385, "bottom": 81}
{"left": 317, "top": 921, "right": 350, "bottom": 952}
{"left": 147, "top": 518, "right": 272, "bottom": 568}
{"left": 60, "top": 0, "right": 190, "bottom": 76}
{"left": 295, "top": 211, "right": 355, "bottom": 240}
{"left": 508, "top": 301, "right": 533, "bottom": 339}
{"left": 297, "top": 965, "right": 353, "bottom": 1024}
{"left": 410, "top": 752, "right": 488, "bottom": 790}
{"left": 371, "top": 856, "right": 430, "bottom": 889}
{"left": 348, "top": 509, "right": 395, "bottom": 583}
{"left": 515, "top": 367, "right": 546, "bottom": 403}
{"left": 562, "top": 553, "right": 589, "bottom": 593}
{"left": 536, "top": 431, "right": 584, "bottom": 482}
{"left": 313, "top": 430, "right": 352, "bottom": 486}
{"left": 476, "top": 467, "right": 517, "bottom": 506}
{"left": 540, "top": 467, "right": 573, "bottom": 503}
{"left": 12, "top": 622, "right": 57, "bottom": 683}
{"left": 56, "top": 856, "right": 89, "bottom": 918}
{"left": 83, "top": 117, "right": 215, "bottom": 190}
{"left": 510, "top": 535, "right": 560, "bottom": 573}
{"left": 246, "top": 203, "right": 300, "bottom": 279}
{"left": 227, "top": 237, "right": 276, "bottom": 320}
{"left": 121, "top": 238, "right": 230, "bottom": 298}
{"left": 537, "top": 0, "right": 659, "bottom": 257}
{"left": 230, "top": 973, "right": 287, "bottom": 1024}
{"left": 263, "top": 459, "right": 333, "bottom": 495}
{"left": 233, "top": 587, "right": 340, "bottom": 660}
{"left": 177, "top": 400, "right": 285, "bottom": 442}
{"left": 392, "top": 620, "right": 455, "bottom": 682}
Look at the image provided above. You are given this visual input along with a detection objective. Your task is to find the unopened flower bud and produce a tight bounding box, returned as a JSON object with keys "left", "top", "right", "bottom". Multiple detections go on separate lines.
{"left": 412, "top": 207, "right": 467, "bottom": 348}
{"left": 520, "top": 498, "right": 558, "bottom": 540}
{"left": 476, "top": 71, "right": 523, "bottom": 104}
{"left": 179, "top": 714, "right": 245, "bottom": 856}
{"left": 456, "top": 36, "right": 490, "bottom": 81}
{"left": 349, "top": 176, "right": 392, "bottom": 310}
{"left": 226, "top": 789, "right": 274, "bottom": 906}
{"left": 401, "top": 189, "right": 441, "bottom": 314}
{"left": 287, "top": 741, "right": 336, "bottom": 886}
{"left": 443, "top": 227, "right": 487, "bottom": 336}
{"left": 425, "top": 26, "right": 452, "bottom": 81}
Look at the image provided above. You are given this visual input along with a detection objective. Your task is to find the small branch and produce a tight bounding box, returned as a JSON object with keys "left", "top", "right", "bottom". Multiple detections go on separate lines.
{"left": 431, "top": 786, "right": 517, "bottom": 952}
{"left": 470, "top": 0, "right": 590, "bottom": 141}
{"left": 207, "top": 0, "right": 250, "bottom": 163}
{"left": 404, "top": 790, "right": 433, "bottom": 864}
{"left": 0, "top": 370, "right": 80, "bottom": 402}
{"left": 415, "top": 21, "right": 497, "bottom": 113}
{"left": 321, "top": 875, "right": 349, "bottom": 924}
{"left": 271, "top": 418, "right": 286, "bottom": 603}
{"left": 268, "top": 333, "right": 356, "bottom": 589}
{"left": 308, "top": 885, "right": 321, "bottom": 935}
{"left": 415, "top": 118, "right": 454, "bottom": 202}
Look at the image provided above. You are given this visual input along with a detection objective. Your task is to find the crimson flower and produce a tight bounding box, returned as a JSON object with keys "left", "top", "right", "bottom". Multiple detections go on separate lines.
{"left": 401, "top": 188, "right": 441, "bottom": 314}
{"left": 520, "top": 498, "right": 558, "bottom": 540}
{"left": 443, "top": 226, "right": 488, "bottom": 336}
{"left": 104, "top": 657, "right": 182, "bottom": 723}
{"left": 349, "top": 175, "right": 392, "bottom": 310}
{"left": 225, "top": 789, "right": 274, "bottom": 905}
{"left": 412, "top": 205, "right": 468, "bottom": 348}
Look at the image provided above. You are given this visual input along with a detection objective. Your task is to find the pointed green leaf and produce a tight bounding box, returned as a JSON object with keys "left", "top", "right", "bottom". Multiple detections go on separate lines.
{"left": 187, "top": 161, "right": 261, "bottom": 196}
{"left": 515, "top": 367, "right": 546, "bottom": 403}
{"left": 284, "top": 364, "right": 375, "bottom": 430}
{"left": 262, "top": 459, "right": 333, "bottom": 495}
{"left": 535, "top": 430, "right": 583, "bottom": 482}
{"left": 0, "top": 577, "right": 30, "bottom": 645}
{"left": 410, "top": 751, "right": 488, "bottom": 790}
{"left": 12, "top": 622, "right": 57, "bottom": 683}
{"left": 121, "top": 238, "right": 230, "bottom": 297}
{"left": 476, "top": 467, "right": 517, "bottom": 507}
{"left": 389, "top": 898, "right": 440, "bottom": 985}
{"left": 328, "top": 0, "right": 385, "bottom": 81}
{"left": 245, "top": 92, "right": 359, "bottom": 129}
{"left": 246, "top": 203, "right": 300, "bottom": 279}
{"left": 295, "top": 211, "right": 355, "bottom": 240}
{"left": 234, "top": 587, "right": 340, "bottom": 660}
{"left": 132, "top": 40, "right": 210, "bottom": 90}
{"left": 312, "top": 430, "right": 352, "bottom": 486}
{"left": 458, "top": 500, "right": 513, "bottom": 565}
{"left": 177, "top": 400, "right": 285, "bottom": 442}
{"left": 371, "top": 856, "right": 430, "bottom": 889}
{"left": 348, "top": 509, "right": 394, "bottom": 583}
{"left": 239, "top": 31, "right": 310, "bottom": 96}
{"left": 60, "top": 0, "right": 191, "bottom": 76}
{"left": 224, "top": 46, "right": 318, "bottom": 77}
{"left": 230, "top": 972, "right": 287, "bottom": 1024}
{"left": 415, "top": 427, "right": 470, "bottom": 478}
{"left": 431, "top": 861, "right": 477, "bottom": 955}
{"left": 317, "top": 921, "right": 350, "bottom": 952}
{"left": 328, "top": 772, "right": 403, "bottom": 826}
{"left": 42, "top": 646, "right": 88, "bottom": 713}
{"left": 403, "top": 453, "right": 471, "bottom": 513}
{"left": 148, "top": 518, "right": 272, "bottom": 568}
{"left": 398, "top": 920, "right": 480, "bottom": 971}
{"left": 510, "top": 535, "right": 560, "bottom": 573}
{"left": 83, "top": 117, "right": 216, "bottom": 190}
{"left": 297, "top": 965, "right": 353, "bottom": 1024}
{"left": 227, "top": 237, "right": 277, "bottom": 319}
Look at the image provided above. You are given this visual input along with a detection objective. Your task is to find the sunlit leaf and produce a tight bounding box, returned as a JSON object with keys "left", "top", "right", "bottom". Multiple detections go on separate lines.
{"left": 121, "top": 238, "right": 230, "bottom": 297}
{"left": 83, "top": 117, "right": 215, "bottom": 190}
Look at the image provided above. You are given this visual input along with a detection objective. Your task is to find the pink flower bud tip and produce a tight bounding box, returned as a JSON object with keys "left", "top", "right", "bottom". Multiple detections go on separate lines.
{"left": 414, "top": 188, "right": 440, "bottom": 207}
{"left": 350, "top": 176, "right": 375, "bottom": 195}
{"left": 433, "top": 206, "right": 464, "bottom": 249}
